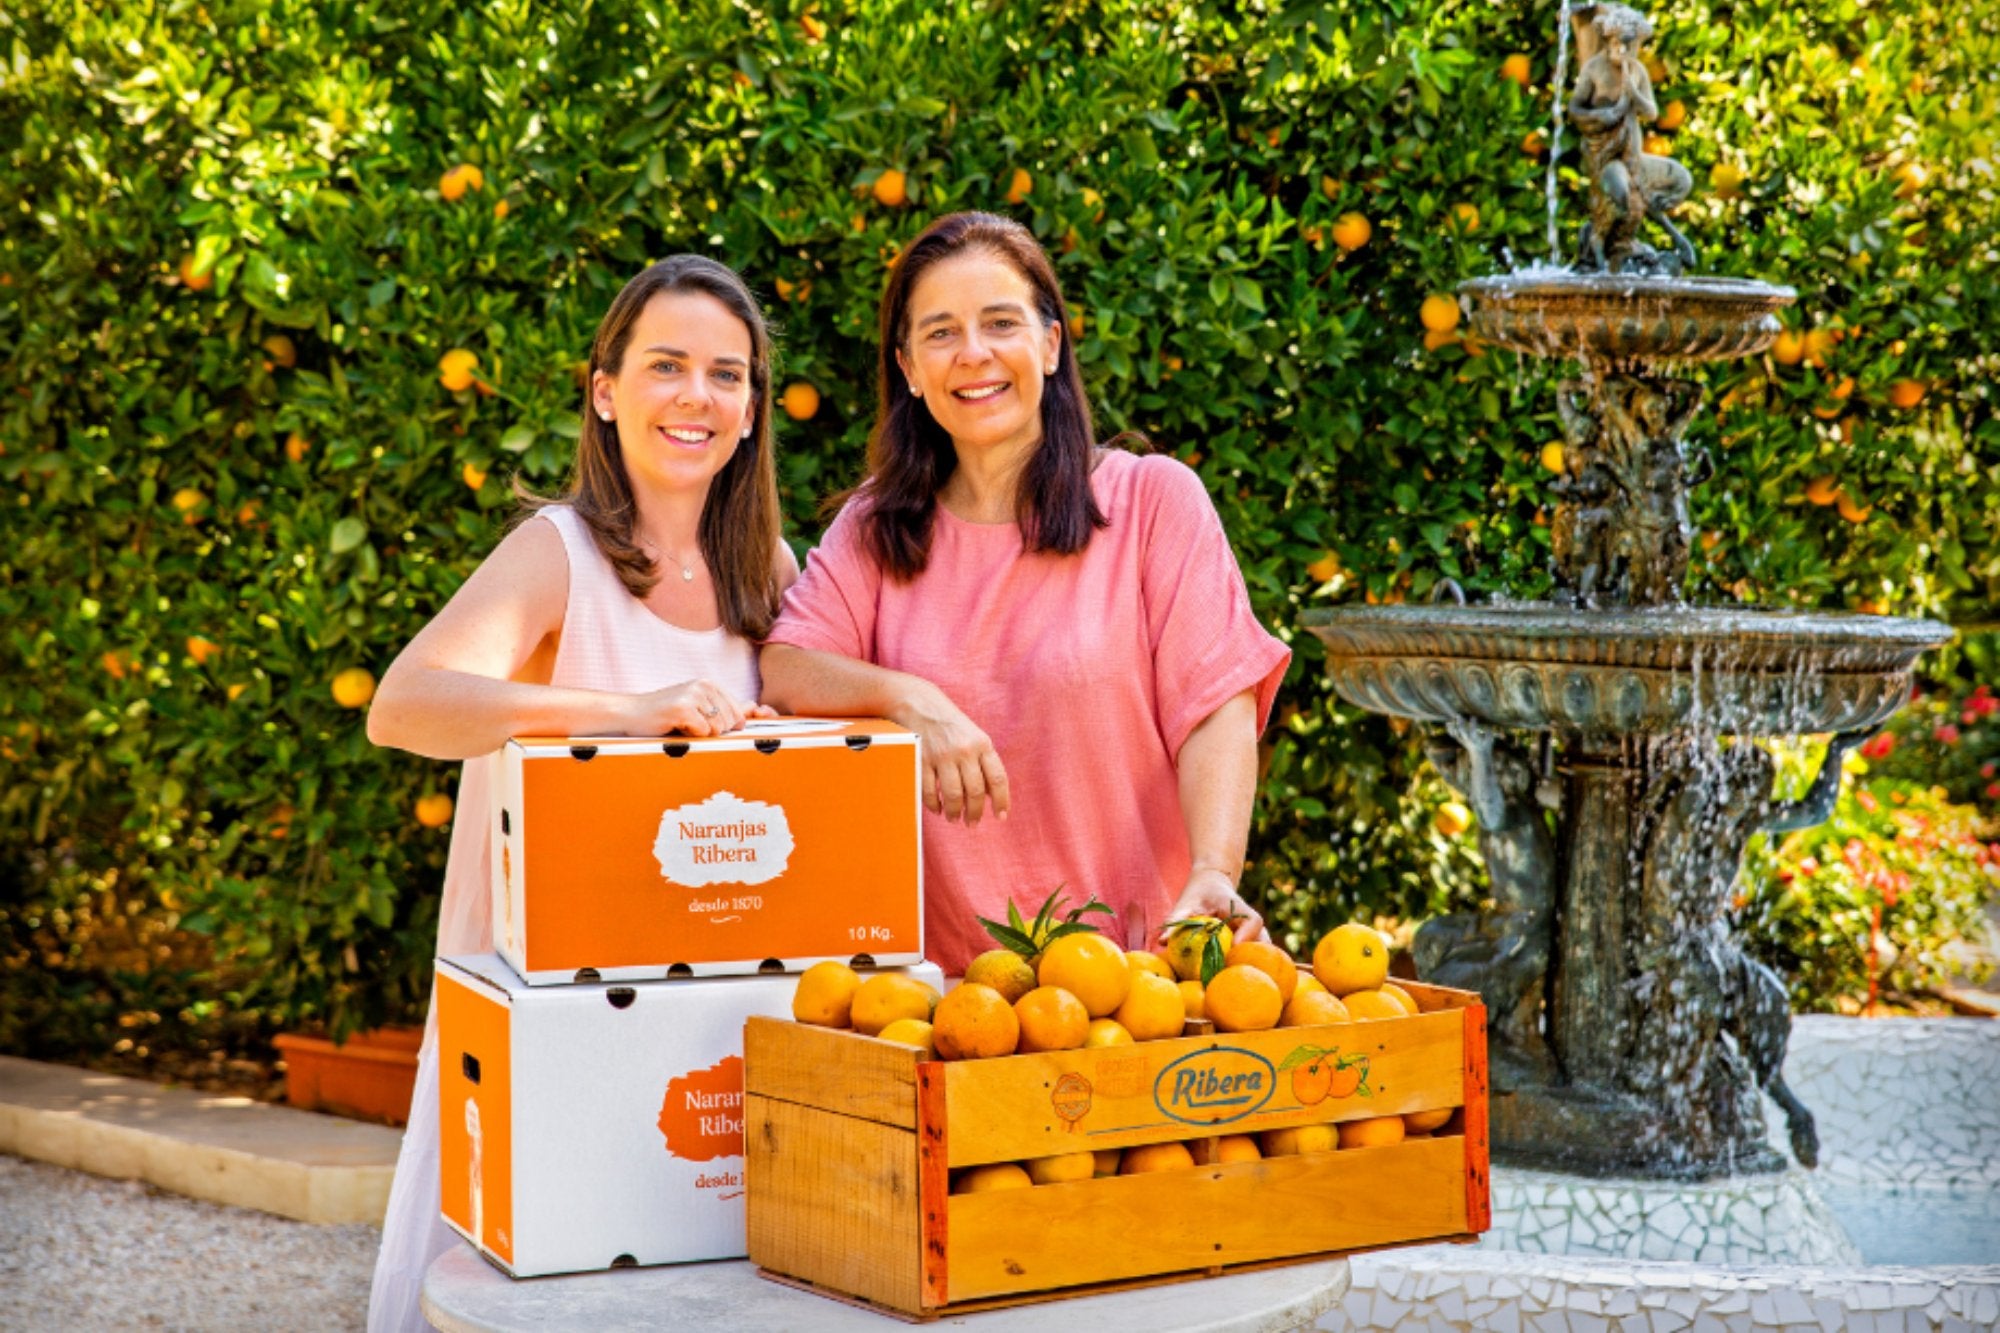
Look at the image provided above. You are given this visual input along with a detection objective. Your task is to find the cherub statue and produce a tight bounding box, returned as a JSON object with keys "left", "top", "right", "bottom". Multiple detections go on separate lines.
{"left": 1414, "top": 717, "right": 1560, "bottom": 1074}
{"left": 1567, "top": 3, "right": 1697, "bottom": 275}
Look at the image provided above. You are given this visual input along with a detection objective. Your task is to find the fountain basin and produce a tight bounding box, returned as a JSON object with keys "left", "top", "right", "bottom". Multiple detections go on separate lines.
{"left": 1459, "top": 272, "right": 1795, "bottom": 366}
{"left": 1304, "top": 604, "right": 1953, "bottom": 738}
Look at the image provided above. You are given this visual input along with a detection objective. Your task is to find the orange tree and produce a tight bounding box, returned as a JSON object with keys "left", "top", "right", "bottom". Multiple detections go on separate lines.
{"left": 1, "top": 0, "right": 1993, "bottom": 1048}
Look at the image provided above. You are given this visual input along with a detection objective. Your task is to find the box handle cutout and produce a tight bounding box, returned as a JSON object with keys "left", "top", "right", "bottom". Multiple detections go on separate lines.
{"left": 850, "top": 953, "right": 876, "bottom": 969}
{"left": 756, "top": 958, "right": 785, "bottom": 975}
{"left": 606, "top": 987, "right": 636, "bottom": 1009}
{"left": 461, "top": 1053, "right": 481, "bottom": 1085}
{"left": 573, "top": 967, "right": 601, "bottom": 984}
{"left": 569, "top": 745, "right": 598, "bottom": 762}
{"left": 609, "top": 1254, "right": 637, "bottom": 1269}
{"left": 662, "top": 741, "right": 690, "bottom": 758}
{"left": 500, "top": 809, "right": 511, "bottom": 836}
{"left": 753, "top": 738, "right": 782, "bottom": 755}
{"left": 666, "top": 963, "right": 694, "bottom": 980}
{"left": 844, "top": 735, "right": 873, "bottom": 752}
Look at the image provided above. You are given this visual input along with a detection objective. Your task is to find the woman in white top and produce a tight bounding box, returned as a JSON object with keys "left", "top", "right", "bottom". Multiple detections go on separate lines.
{"left": 363, "top": 255, "right": 796, "bottom": 1331}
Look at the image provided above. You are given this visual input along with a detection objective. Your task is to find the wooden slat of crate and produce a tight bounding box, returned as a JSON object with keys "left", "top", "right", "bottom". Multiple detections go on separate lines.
{"left": 1460, "top": 1002, "right": 1492, "bottom": 1233}
{"left": 744, "top": 1016, "right": 920, "bottom": 1128}
{"left": 940, "top": 1010, "right": 1465, "bottom": 1168}
{"left": 744, "top": 1094, "right": 923, "bottom": 1313}
{"left": 943, "top": 1134, "right": 1470, "bottom": 1303}
{"left": 1400, "top": 979, "right": 1477, "bottom": 1012}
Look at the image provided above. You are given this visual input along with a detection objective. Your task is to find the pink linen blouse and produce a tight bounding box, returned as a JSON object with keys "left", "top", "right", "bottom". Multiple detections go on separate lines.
{"left": 766, "top": 449, "right": 1291, "bottom": 974}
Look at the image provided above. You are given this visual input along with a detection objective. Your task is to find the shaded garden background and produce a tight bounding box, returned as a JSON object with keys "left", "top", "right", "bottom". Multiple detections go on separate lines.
{"left": 2, "top": 0, "right": 1995, "bottom": 1071}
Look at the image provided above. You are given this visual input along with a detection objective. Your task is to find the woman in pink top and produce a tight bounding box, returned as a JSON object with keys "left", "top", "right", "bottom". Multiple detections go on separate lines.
{"left": 362, "top": 256, "right": 794, "bottom": 1331}
{"left": 762, "top": 213, "right": 1290, "bottom": 974}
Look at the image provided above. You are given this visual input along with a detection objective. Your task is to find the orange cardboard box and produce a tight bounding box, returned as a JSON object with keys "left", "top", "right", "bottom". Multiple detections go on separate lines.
{"left": 437, "top": 951, "right": 946, "bottom": 1277}
{"left": 492, "top": 718, "right": 922, "bottom": 984}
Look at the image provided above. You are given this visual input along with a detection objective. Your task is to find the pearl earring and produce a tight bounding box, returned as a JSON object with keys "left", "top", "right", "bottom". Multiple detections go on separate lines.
{"left": 910, "top": 385, "right": 922, "bottom": 398}
{"left": 599, "top": 410, "right": 613, "bottom": 422}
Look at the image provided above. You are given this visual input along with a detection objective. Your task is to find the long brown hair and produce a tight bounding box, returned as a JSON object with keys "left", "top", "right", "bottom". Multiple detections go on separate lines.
{"left": 523, "top": 256, "right": 783, "bottom": 639}
{"left": 856, "top": 211, "right": 1107, "bottom": 580}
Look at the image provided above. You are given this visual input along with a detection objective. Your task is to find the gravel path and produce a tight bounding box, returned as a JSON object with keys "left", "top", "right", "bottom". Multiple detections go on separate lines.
{"left": 0, "top": 1152, "right": 380, "bottom": 1331}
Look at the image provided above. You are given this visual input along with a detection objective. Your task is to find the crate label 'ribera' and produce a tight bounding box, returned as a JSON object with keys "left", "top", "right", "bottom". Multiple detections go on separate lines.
{"left": 1154, "top": 1046, "right": 1277, "bottom": 1125}
{"left": 652, "top": 791, "right": 794, "bottom": 888}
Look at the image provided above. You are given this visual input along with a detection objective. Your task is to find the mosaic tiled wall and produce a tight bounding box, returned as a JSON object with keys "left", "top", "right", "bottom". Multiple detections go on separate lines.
{"left": 1317, "top": 1016, "right": 2000, "bottom": 1332}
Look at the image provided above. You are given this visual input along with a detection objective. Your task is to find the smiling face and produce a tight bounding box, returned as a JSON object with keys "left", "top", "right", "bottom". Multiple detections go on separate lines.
{"left": 896, "top": 248, "right": 1063, "bottom": 463}
{"left": 591, "top": 290, "right": 755, "bottom": 498}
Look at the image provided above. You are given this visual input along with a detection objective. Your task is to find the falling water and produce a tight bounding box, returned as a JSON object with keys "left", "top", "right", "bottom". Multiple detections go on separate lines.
{"left": 1546, "top": 1, "right": 1575, "bottom": 265}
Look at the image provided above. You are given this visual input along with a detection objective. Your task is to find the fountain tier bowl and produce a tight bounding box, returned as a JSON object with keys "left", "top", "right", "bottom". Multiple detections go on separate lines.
{"left": 1459, "top": 273, "right": 1796, "bottom": 366}
{"left": 1303, "top": 604, "right": 1953, "bottom": 737}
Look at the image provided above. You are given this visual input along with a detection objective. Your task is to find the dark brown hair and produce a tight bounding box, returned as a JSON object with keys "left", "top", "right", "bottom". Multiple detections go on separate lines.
{"left": 856, "top": 211, "right": 1107, "bottom": 579}
{"left": 523, "top": 255, "right": 783, "bottom": 639}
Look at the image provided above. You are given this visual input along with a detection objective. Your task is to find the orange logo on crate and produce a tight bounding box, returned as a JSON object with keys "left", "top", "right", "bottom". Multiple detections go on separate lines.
{"left": 1153, "top": 1046, "right": 1277, "bottom": 1126}
{"left": 1050, "top": 1072, "right": 1093, "bottom": 1128}
{"left": 1278, "top": 1043, "right": 1372, "bottom": 1105}
{"left": 658, "top": 1055, "right": 746, "bottom": 1163}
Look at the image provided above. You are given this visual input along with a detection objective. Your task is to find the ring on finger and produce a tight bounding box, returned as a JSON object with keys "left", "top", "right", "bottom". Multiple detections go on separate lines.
{"left": 700, "top": 703, "right": 720, "bottom": 718}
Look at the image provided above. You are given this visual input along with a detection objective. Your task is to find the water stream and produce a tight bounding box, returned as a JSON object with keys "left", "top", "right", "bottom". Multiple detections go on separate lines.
{"left": 1545, "top": 1, "right": 1574, "bottom": 265}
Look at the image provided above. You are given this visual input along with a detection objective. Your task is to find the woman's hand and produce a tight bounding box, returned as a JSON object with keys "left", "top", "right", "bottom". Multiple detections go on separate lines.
{"left": 897, "top": 680, "right": 1010, "bottom": 825}
{"left": 1166, "top": 867, "right": 1266, "bottom": 944}
{"left": 622, "top": 680, "right": 756, "bottom": 737}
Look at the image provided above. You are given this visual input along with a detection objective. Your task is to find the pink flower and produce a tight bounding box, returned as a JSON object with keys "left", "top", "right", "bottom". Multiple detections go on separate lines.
{"left": 1964, "top": 710, "right": 1979, "bottom": 726}
{"left": 1857, "top": 790, "right": 1880, "bottom": 813}
{"left": 1982, "top": 762, "right": 1997, "bottom": 778}
{"left": 1935, "top": 723, "right": 1962, "bottom": 745}
{"left": 1861, "top": 732, "right": 1896, "bottom": 760}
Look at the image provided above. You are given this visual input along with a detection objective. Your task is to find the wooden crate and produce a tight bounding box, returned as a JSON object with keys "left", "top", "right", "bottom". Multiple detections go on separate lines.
{"left": 744, "top": 980, "right": 1488, "bottom": 1319}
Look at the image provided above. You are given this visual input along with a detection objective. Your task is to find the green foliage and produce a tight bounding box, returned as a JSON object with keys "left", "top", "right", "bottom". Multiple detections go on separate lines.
{"left": 1739, "top": 742, "right": 1998, "bottom": 1010}
{"left": 2, "top": 0, "right": 1994, "bottom": 1045}
{"left": 976, "top": 887, "right": 1113, "bottom": 961}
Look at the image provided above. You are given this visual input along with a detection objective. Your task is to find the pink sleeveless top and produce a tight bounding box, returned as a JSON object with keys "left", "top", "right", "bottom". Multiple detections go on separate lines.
{"left": 432, "top": 504, "right": 761, "bottom": 956}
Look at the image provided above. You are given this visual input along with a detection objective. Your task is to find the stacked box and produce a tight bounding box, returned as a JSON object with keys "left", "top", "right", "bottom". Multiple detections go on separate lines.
{"left": 437, "top": 952, "right": 946, "bottom": 1277}
{"left": 492, "top": 718, "right": 923, "bottom": 984}
{"left": 744, "top": 981, "right": 1490, "bottom": 1318}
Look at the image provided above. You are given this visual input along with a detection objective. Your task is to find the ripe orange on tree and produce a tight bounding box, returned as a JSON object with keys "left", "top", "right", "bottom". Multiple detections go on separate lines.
{"left": 1434, "top": 800, "right": 1473, "bottom": 837}
{"left": 185, "top": 636, "right": 222, "bottom": 667}
{"left": 331, "top": 667, "right": 375, "bottom": 709}
{"left": 439, "top": 349, "right": 479, "bottom": 391}
{"left": 1888, "top": 379, "right": 1927, "bottom": 409}
{"left": 178, "top": 254, "right": 213, "bottom": 291}
{"left": 1771, "top": 330, "right": 1805, "bottom": 365}
{"left": 1005, "top": 168, "right": 1033, "bottom": 205}
{"left": 1331, "top": 212, "right": 1371, "bottom": 252}
{"left": 1655, "top": 99, "right": 1687, "bottom": 131}
{"left": 780, "top": 382, "right": 820, "bottom": 421}
{"left": 872, "top": 168, "right": 907, "bottom": 208}
{"left": 1499, "top": 53, "right": 1532, "bottom": 88}
{"left": 1419, "top": 294, "right": 1461, "bottom": 334}
{"left": 415, "top": 793, "right": 455, "bottom": 828}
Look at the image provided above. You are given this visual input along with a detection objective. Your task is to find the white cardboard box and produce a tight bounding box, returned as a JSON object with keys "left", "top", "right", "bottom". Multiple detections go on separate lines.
{"left": 435, "top": 951, "right": 944, "bottom": 1277}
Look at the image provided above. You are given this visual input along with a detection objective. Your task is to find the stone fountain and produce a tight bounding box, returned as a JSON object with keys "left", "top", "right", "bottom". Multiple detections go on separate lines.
{"left": 1303, "top": 2, "right": 1952, "bottom": 1181}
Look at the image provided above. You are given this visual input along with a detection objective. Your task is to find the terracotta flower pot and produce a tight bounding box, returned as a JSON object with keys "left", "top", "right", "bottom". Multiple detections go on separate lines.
{"left": 272, "top": 1026, "right": 423, "bottom": 1125}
